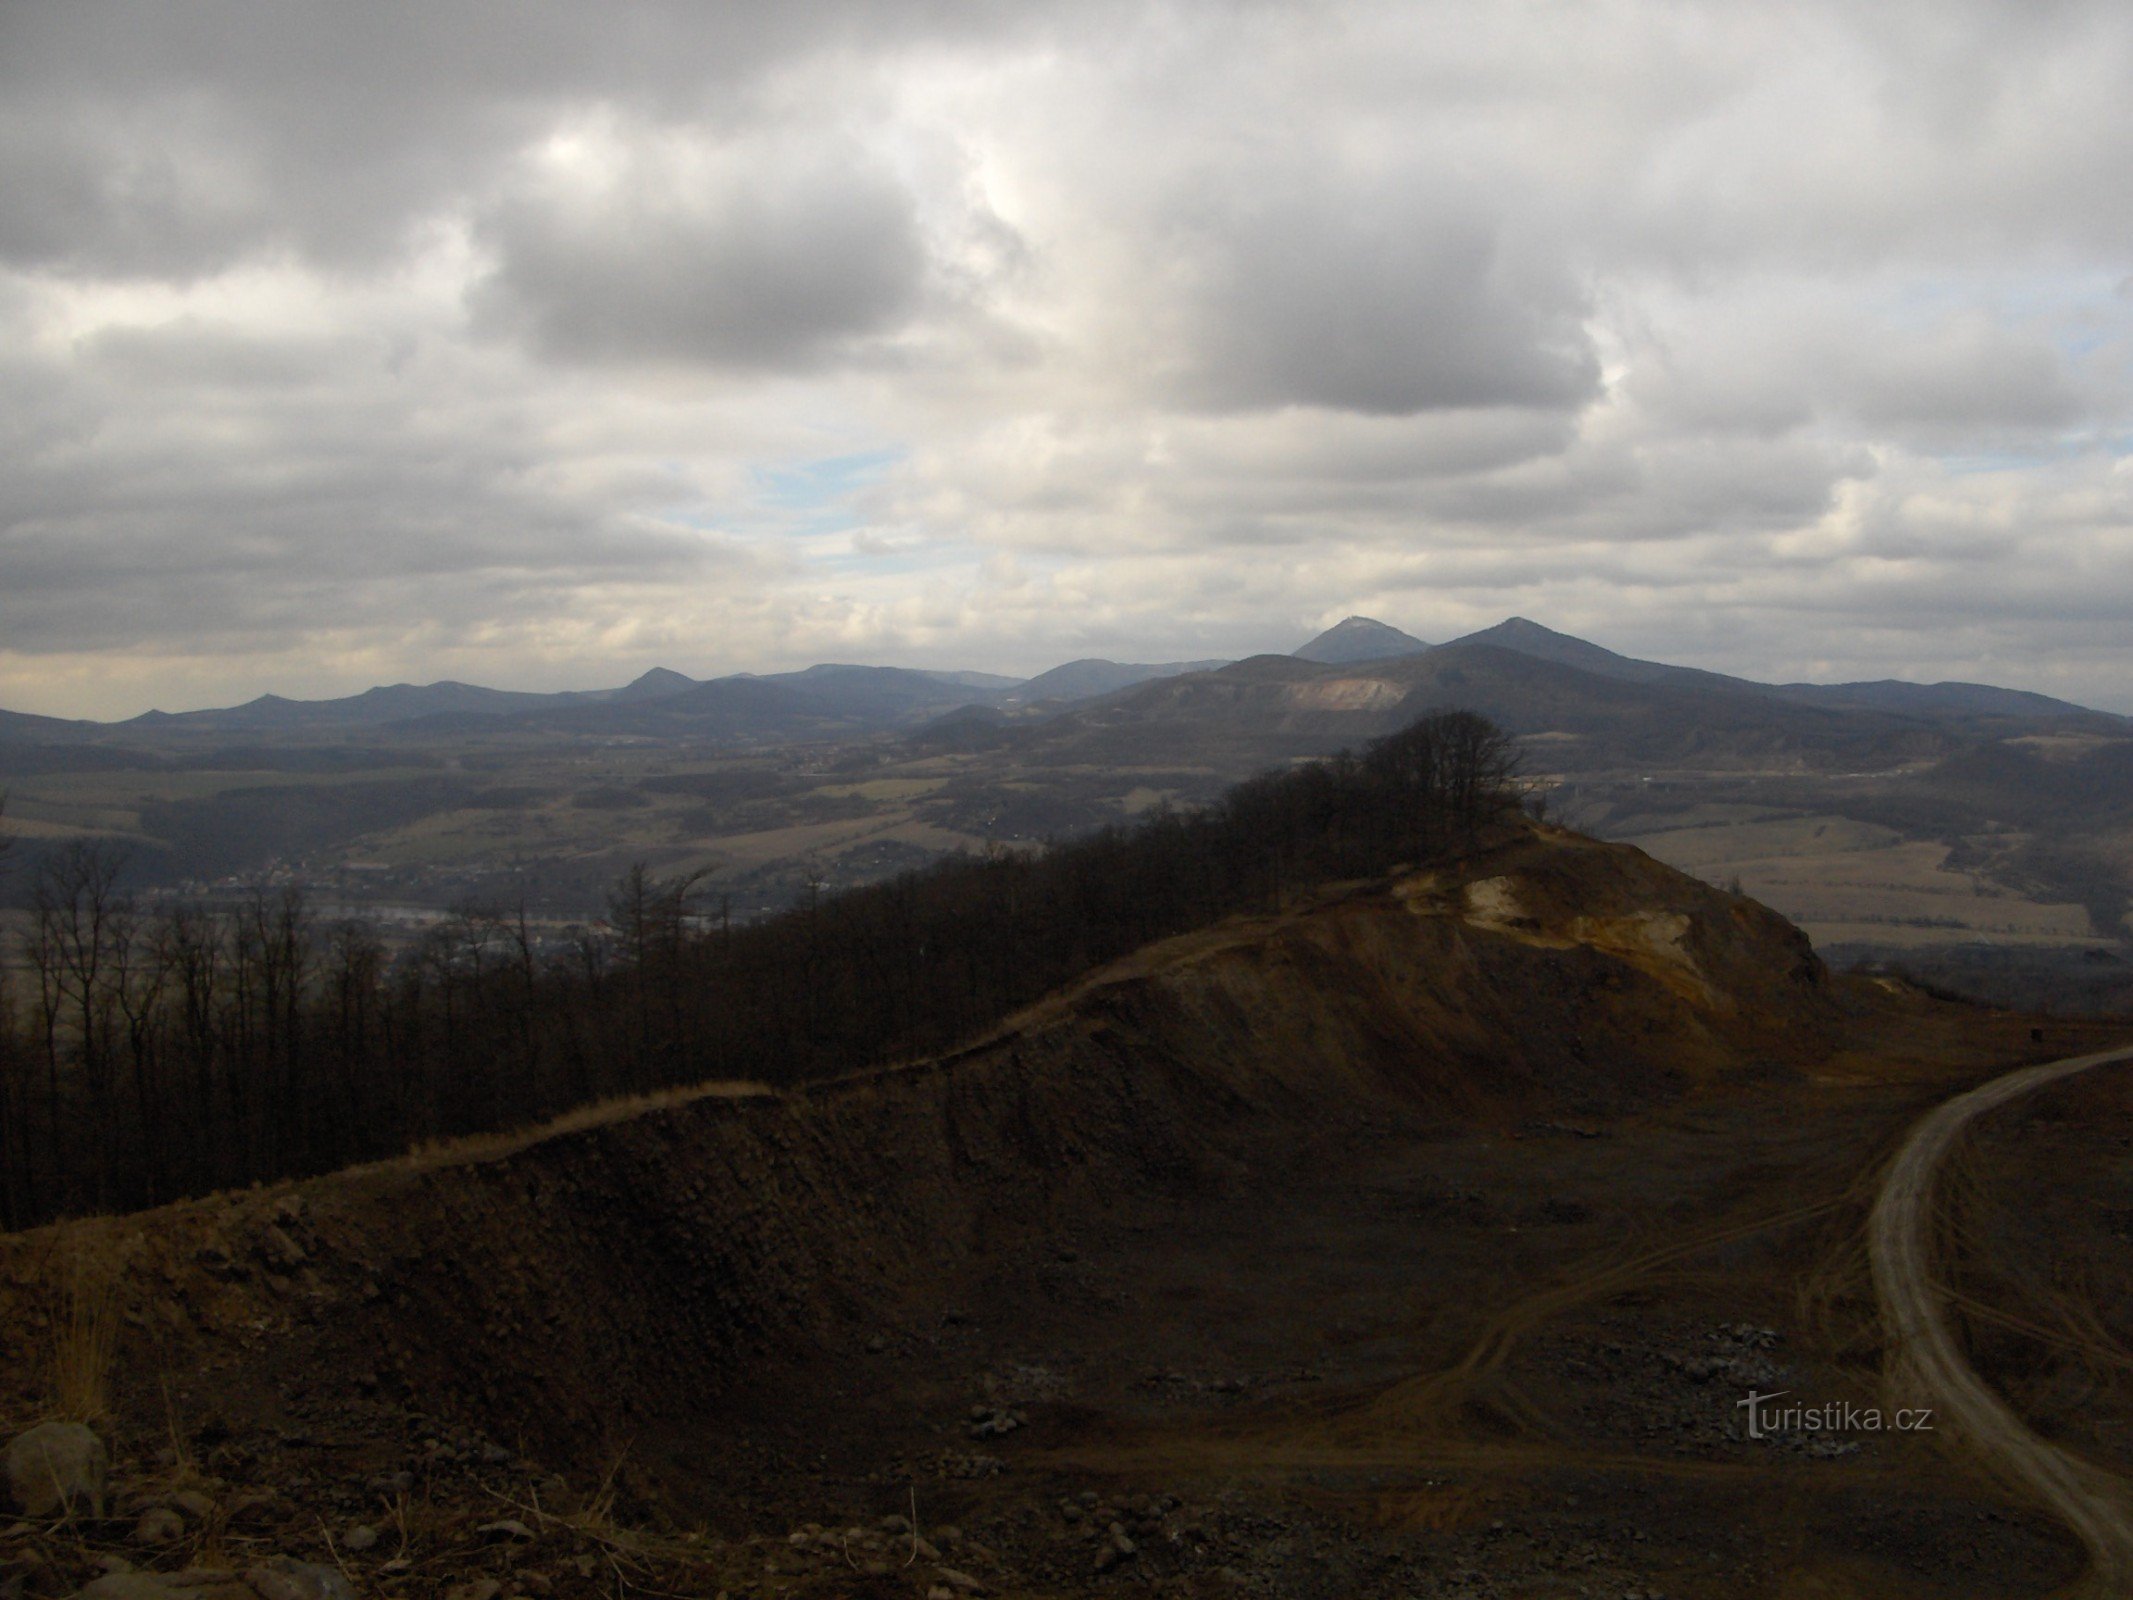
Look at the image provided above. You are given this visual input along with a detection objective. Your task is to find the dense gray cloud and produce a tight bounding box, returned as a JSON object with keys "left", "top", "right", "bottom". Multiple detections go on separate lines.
{"left": 3, "top": 0, "right": 2133, "bottom": 716}
{"left": 470, "top": 126, "right": 930, "bottom": 368}
{"left": 0, "top": 2, "right": 1052, "bottom": 274}
{"left": 1174, "top": 179, "right": 1599, "bottom": 414}
{"left": 0, "top": 304, "right": 751, "bottom": 665}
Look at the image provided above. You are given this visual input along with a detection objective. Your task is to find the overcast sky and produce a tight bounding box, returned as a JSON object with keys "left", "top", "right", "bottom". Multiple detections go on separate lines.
{"left": 3, "top": 0, "right": 2131, "bottom": 717}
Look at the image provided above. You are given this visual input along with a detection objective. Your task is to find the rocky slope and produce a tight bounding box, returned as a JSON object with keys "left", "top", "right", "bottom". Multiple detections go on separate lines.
{"left": 0, "top": 824, "right": 1845, "bottom": 1597}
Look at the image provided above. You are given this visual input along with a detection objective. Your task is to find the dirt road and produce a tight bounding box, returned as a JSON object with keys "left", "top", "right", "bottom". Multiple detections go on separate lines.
{"left": 1869, "top": 1046, "right": 2133, "bottom": 1596}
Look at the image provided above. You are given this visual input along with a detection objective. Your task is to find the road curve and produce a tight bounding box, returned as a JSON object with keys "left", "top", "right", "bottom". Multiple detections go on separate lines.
{"left": 1868, "top": 1046, "right": 2133, "bottom": 1596}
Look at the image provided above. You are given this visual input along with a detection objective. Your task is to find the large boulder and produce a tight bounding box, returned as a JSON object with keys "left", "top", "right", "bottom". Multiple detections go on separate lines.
{"left": 4, "top": 1420, "right": 107, "bottom": 1518}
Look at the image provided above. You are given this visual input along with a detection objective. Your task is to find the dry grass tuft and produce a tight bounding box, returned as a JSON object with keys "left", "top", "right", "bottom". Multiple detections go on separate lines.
{"left": 45, "top": 1257, "right": 119, "bottom": 1427}
{"left": 159, "top": 1375, "right": 196, "bottom": 1481}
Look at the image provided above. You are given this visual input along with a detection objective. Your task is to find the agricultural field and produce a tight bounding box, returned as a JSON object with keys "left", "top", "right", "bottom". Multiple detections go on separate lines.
{"left": 1615, "top": 810, "right": 2104, "bottom": 948}
{"left": 0, "top": 734, "right": 1211, "bottom": 925}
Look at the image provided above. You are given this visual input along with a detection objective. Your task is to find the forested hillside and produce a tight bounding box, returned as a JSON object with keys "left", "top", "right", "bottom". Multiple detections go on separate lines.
{"left": 0, "top": 712, "right": 1520, "bottom": 1228}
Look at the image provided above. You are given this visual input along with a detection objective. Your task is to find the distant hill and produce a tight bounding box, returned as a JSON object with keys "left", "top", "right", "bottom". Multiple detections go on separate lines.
{"left": 609, "top": 667, "right": 699, "bottom": 703}
{"left": 1773, "top": 679, "right": 2109, "bottom": 721}
{"left": 748, "top": 664, "right": 998, "bottom": 723}
{"left": 1444, "top": 617, "right": 1757, "bottom": 695}
{"left": 1293, "top": 616, "right": 1430, "bottom": 663}
{"left": 1446, "top": 617, "right": 1675, "bottom": 683}
{"left": 917, "top": 668, "right": 1025, "bottom": 691}
{"left": 1453, "top": 619, "right": 2121, "bottom": 727}
{"left": 124, "top": 680, "right": 610, "bottom": 731}
{"left": 453, "top": 664, "right": 1003, "bottom": 741}
{"left": 94, "top": 664, "right": 1010, "bottom": 741}
{"left": 0, "top": 706, "right": 97, "bottom": 744}
{"left": 1007, "top": 658, "right": 1231, "bottom": 704}
{"left": 1006, "top": 642, "right": 1955, "bottom": 775}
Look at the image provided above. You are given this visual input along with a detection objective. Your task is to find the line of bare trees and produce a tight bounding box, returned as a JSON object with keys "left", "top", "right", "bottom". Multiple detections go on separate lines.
{"left": 0, "top": 710, "right": 1521, "bottom": 1229}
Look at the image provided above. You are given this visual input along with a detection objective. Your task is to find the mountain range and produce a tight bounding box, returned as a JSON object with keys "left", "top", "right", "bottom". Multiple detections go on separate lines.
{"left": 2, "top": 615, "right": 2113, "bottom": 748}
{"left": 5, "top": 613, "right": 2130, "bottom": 964}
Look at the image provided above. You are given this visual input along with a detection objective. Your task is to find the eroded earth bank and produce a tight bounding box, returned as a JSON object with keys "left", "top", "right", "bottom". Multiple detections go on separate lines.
{"left": 5, "top": 824, "right": 2131, "bottom": 1599}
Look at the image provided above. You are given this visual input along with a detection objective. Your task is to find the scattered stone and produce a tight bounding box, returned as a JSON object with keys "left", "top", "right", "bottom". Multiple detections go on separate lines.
{"left": 965, "top": 1408, "right": 1023, "bottom": 1441}
{"left": 340, "top": 1525, "right": 378, "bottom": 1553}
{"left": 932, "top": 1568, "right": 986, "bottom": 1594}
{"left": 244, "top": 1559, "right": 354, "bottom": 1600}
{"left": 169, "top": 1491, "right": 216, "bottom": 1524}
{"left": 223, "top": 1492, "right": 278, "bottom": 1527}
{"left": 259, "top": 1226, "right": 308, "bottom": 1272}
{"left": 477, "top": 1519, "right": 536, "bottom": 1543}
{"left": 195, "top": 1244, "right": 245, "bottom": 1282}
{"left": 132, "top": 1507, "right": 185, "bottom": 1546}
{"left": 4, "top": 1422, "right": 108, "bottom": 1519}
{"left": 445, "top": 1583, "right": 501, "bottom": 1600}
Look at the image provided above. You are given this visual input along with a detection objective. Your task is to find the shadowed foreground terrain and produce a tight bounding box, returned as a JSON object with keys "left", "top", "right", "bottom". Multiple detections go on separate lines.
{"left": 3, "top": 825, "right": 2130, "bottom": 1598}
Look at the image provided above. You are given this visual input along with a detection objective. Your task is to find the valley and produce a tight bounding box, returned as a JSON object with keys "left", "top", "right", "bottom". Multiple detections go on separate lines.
{"left": 6, "top": 619, "right": 2127, "bottom": 1017}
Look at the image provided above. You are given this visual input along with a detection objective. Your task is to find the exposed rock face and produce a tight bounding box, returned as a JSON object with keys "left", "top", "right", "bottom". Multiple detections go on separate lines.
{"left": 5, "top": 1420, "right": 107, "bottom": 1519}
{"left": 0, "top": 827, "right": 1834, "bottom": 1481}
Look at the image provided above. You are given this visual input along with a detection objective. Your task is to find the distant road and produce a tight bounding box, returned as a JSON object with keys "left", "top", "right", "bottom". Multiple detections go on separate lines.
{"left": 1869, "top": 1047, "right": 2133, "bottom": 1596}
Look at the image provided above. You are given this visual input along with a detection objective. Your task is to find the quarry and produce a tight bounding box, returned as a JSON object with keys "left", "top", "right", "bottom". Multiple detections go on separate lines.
{"left": 5, "top": 824, "right": 2130, "bottom": 1598}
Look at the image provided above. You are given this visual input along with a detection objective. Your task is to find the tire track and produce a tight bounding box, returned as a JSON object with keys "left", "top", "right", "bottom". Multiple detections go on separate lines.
{"left": 1868, "top": 1047, "right": 2133, "bottom": 1596}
